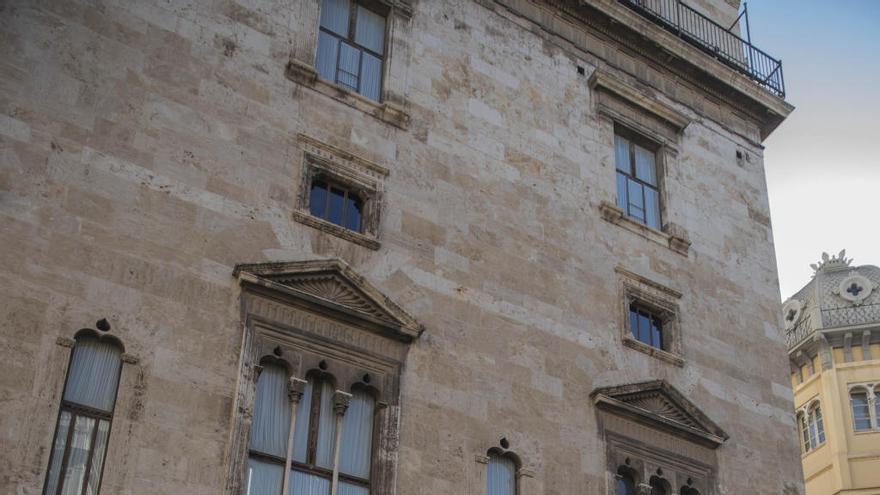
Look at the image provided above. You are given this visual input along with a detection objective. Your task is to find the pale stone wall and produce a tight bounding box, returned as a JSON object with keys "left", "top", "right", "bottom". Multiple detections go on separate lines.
{"left": 0, "top": 1, "right": 800, "bottom": 494}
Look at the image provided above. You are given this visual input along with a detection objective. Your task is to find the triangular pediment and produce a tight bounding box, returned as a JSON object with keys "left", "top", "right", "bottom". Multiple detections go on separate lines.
{"left": 234, "top": 259, "right": 424, "bottom": 341}
{"left": 591, "top": 380, "right": 728, "bottom": 448}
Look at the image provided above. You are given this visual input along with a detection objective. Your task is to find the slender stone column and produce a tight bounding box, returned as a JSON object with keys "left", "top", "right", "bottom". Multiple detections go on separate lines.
{"left": 330, "top": 390, "right": 352, "bottom": 495}
{"left": 281, "top": 377, "right": 308, "bottom": 495}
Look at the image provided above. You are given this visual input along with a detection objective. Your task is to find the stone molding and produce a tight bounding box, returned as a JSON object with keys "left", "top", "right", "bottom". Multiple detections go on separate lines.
{"left": 285, "top": 52, "right": 410, "bottom": 130}
{"left": 591, "top": 380, "right": 729, "bottom": 449}
{"left": 234, "top": 258, "right": 425, "bottom": 341}
{"left": 589, "top": 69, "right": 690, "bottom": 133}
{"left": 599, "top": 202, "right": 690, "bottom": 256}
{"left": 616, "top": 266, "right": 685, "bottom": 366}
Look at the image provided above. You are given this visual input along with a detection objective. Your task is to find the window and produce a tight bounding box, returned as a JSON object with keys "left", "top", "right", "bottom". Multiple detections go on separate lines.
{"left": 616, "top": 466, "right": 636, "bottom": 495}
{"left": 629, "top": 303, "right": 663, "bottom": 350}
{"left": 309, "top": 179, "right": 364, "bottom": 232}
{"left": 851, "top": 388, "right": 872, "bottom": 431}
{"left": 245, "top": 365, "right": 376, "bottom": 495}
{"left": 486, "top": 452, "right": 516, "bottom": 495}
{"left": 315, "top": 0, "right": 387, "bottom": 102}
{"left": 847, "top": 383, "right": 880, "bottom": 432}
{"left": 799, "top": 401, "right": 826, "bottom": 453}
{"left": 649, "top": 476, "right": 671, "bottom": 495}
{"left": 44, "top": 334, "right": 123, "bottom": 495}
{"left": 615, "top": 130, "right": 661, "bottom": 229}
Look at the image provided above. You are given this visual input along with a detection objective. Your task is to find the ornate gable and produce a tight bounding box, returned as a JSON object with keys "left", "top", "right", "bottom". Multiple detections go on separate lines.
{"left": 233, "top": 259, "right": 424, "bottom": 341}
{"left": 591, "top": 380, "right": 728, "bottom": 448}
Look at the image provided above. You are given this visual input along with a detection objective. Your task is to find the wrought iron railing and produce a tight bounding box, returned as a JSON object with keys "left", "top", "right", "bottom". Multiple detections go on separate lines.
{"left": 822, "top": 303, "right": 880, "bottom": 329}
{"left": 619, "top": 0, "right": 785, "bottom": 97}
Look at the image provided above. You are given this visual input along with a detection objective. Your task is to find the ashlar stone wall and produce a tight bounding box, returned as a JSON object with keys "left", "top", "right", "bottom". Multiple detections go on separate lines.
{"left": 0, "top": 0, "right": 801, "bottom": 494}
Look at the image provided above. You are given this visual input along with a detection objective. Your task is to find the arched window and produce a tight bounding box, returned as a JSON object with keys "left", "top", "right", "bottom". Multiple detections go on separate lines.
{"left": 875, "top": 386, "right": 880, "bottom": 427}
{"left": 246, "top": 367, "right": 376, "bottom": 495}
{"left": 808, "top": 403, "right": 825, "bottom": 449}
{"left": 797, "top": 412, "right": 810, "bottom": 453}
{"left": 486, "top": 451, "right": 517, "bottom": 495}
{"left": 44, "top": 334, "right": 123, "bottom": 495}
{"left": 649, "top": 475, "right": 671, "bottom": 495}
{"left": 616, "top": 466, "right": 637, "bottom": 495}
{"left": 851, "top": 388, "right": 872, "bottom": 431}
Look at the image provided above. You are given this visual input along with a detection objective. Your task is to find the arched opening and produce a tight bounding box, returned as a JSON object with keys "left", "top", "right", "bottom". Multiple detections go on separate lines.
{"left": 616, "top": 465, "right": 638, "bottom": 495}
{"left": 44, "top": 333, "right": 124, "bottom": 495}
{"left": 486, "top": 449, "right": 519, "bottom": 495}
{"left": 850, "top": 387, "right": 872, "bottom": 431}
{"left": 649, "top": 475, "right": 672, "bottom": 495}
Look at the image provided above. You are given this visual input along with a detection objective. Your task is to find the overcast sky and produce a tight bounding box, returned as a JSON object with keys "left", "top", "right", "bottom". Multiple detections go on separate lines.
{"left": 745, "top": 0, "right": 880, "bottom": 299}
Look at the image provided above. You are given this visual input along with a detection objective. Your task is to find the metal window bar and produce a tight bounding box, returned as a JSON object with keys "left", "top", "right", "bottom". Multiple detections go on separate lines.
{"left": 619, "top": 0, "right": 785, "bottom": 97}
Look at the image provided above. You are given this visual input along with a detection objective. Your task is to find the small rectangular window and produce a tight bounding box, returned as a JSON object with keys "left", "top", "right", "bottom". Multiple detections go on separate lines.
{"left": 309, "top": 179, "right": 364, "bottom": 233}
{"left": 315, "top": 0, "right": 386, "bottom": 102}
{"left": 614, "top": 131, "right": 661, "bottom": 229}
{"left": 629, "top": 303, "right": 664, "bottom": 350}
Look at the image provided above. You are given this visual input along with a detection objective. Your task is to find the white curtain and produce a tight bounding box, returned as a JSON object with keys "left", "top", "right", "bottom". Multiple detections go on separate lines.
{"left": 315, "top": 31, "right": 339, "bottom": 82}
{"left": 85, "top": 419, "right": 110, "bottom": 495}
{"left": 44, "top": 410, "right": 72, "bottom": 495}
{"left": 486, "top": 454, "right": 515, "bottom": 495}
{"left": 339, "top": 481, "right": 369, "bottom": 495}
{"left": 60, "top": 415, "right": 96, "bottom": 495}
{"left": 292, "top": 378, "right": 314, "bottom": 463}
{"left": 354, "top": 6, "right": 385, "bottom": 54}
{"left": 290, "top": 470, "right": 331, "bottom": 495}
{"left": 359, "top": 53, "right": 382, "bottom": 102}
{"left": 315, "top": 380, "right": 337, "bottom": 468}
{"left": 250, "top": 365, "right": 290, "bottom": 457}
{"left": 246, "top": 457, "right": 283, "bottom": 495}
{"left": 633, "top": 144, "right": 657, "bottom": 185}
{"left": 320, "top": 0, "right": 351, "bottom": 36}
{"left": 63, "top": 337, "right": 122, "bottom": 412}
{"left": 339, "top": 389, "right": 374, "bottom": 479}
{"left": 614, "top": 135, "right": 630, "bottom": 172}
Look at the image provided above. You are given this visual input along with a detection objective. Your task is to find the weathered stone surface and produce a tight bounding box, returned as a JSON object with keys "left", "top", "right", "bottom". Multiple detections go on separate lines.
{"left": 0, "top": 0, "right": 801, "bottom": 494}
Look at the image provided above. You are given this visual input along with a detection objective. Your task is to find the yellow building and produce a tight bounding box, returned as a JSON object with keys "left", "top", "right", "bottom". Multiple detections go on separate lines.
{"left": 785, "top": 251, "right": 880, "bottom": 495}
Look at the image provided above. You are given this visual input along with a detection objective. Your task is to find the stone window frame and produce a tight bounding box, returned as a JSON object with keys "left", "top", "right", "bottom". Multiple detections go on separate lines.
{"left": 616, "top": 267, "right": 684, "bottom": 367}
{"left": 591, "top": 69, "right": 691, "bottom": 257}
{"left": 225, "top": 259, "right": 423, "bottom": 495}
{"left": 293, "top": 134, "right": 388, "bottom": 250}
{"left": 45, "top": 324, "right": 139, "bottom": 495}
{"left": 847, "top": 382, "right": 880, "bottom": 434}
{"left": 226, "top": 315, "right": 400, "bottom": 495}
{"left": 286, "top": 0, "right": 412, "bottom": 129}
{"left": 605, "top": 433, "right": 713, "bottom": 495}
{"left": 472, "top": 443, "right": 535, "bottom": 495}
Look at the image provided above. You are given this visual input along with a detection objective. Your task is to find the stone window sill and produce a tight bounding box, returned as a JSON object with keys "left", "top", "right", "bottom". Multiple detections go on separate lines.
{"left": 599, "top": 201, "right": 690, "bottom": 256}
{"left": 286, "top": 59, "right": 410, "bottom": 130}
{"left": 801, "top": 441, "right": 826, "bottom": 459}
{"left": 292, "top": 210, "right": 380, "bottom": 250}
{"left": 622, "top": 336, "right": 685, "bottom": 367}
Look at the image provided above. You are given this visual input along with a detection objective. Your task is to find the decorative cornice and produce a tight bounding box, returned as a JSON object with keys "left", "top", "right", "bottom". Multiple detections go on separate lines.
{"left": 591, "top": 380, "right": 728, "bottom": 448}
{"left": 234, "top": 258, "right": 424, "bottom": 341}
{"left": 589, "top": 69, "right": 690, "bottom": 132}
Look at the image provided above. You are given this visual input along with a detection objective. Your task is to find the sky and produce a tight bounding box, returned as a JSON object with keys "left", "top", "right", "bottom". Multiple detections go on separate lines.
{"left": 744, "top": 0, "right": 880, "bottom": 299}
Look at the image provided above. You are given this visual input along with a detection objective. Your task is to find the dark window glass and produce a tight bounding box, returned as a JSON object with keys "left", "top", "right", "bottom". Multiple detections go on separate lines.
{"left": 617, "top": 476, "right": 635, "bottom": 495}
{"left": 315, "top": 0, "right": 386, "bottom": 101}
{"left": 629, "top": 303, "right": 663, "bottom": 350}
{"left": 614, "top": 133, "right": 661, "bottom": 229}
{"left": 309, "top": 179, "right": 364, "bottom": 233}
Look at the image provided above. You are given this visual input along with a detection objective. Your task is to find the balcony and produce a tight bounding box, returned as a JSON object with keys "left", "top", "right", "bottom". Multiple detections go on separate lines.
{"left": 619, "top": 0, "right": 785, "bottom": 97}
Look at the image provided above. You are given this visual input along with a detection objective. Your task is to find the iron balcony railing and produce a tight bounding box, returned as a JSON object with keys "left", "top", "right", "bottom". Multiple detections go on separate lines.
{"left": 822, "top": 303, "right": 880, "bottom": 329}
{"left": 619, "top": 0, "right": 785, "bottom": 97}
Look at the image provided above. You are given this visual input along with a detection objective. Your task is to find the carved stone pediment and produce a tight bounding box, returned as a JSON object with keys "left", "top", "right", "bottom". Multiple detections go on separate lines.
{"left": 591, "top": 380, "right": 728, "bottom": 448}
{"left": 234, "top": 259, "right": 424, "bottom": 341}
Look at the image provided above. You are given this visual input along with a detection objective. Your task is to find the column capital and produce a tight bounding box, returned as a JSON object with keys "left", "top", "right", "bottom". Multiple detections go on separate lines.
{"left": 288, "top": 377, "right": 308, "bottom": 403}
{"left": 333, "top": 390, "right": 353, "bottom": 416}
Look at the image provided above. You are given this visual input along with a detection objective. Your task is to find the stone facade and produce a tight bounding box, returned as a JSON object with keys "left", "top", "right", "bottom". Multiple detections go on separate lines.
{"left": 0, "top": 0, "right": 800, "bottom": 494}
{"left": 785, "top": 253, "right": 880, "bottom": 494}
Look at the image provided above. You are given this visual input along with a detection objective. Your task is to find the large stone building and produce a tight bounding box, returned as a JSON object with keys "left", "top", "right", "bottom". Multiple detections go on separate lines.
{"left": 784, "top": 252, "right": 880, "bottom": 495}
{"left": 0, "top": 0, "right": 799, "bottom": 494}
